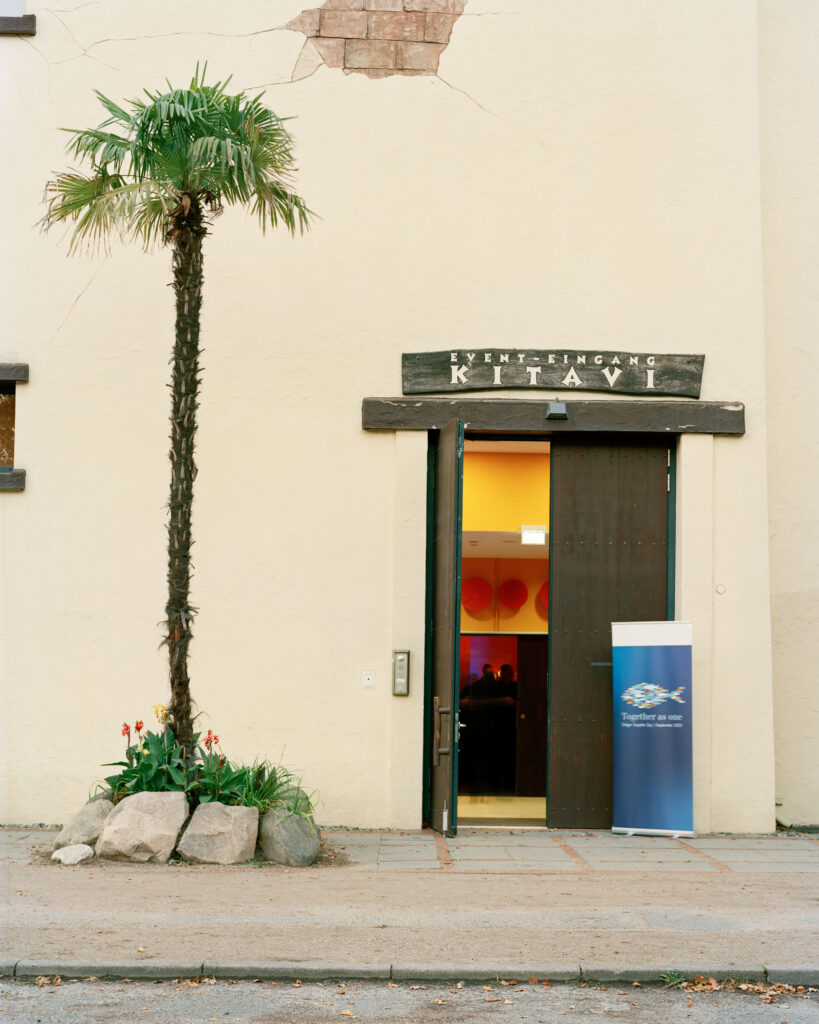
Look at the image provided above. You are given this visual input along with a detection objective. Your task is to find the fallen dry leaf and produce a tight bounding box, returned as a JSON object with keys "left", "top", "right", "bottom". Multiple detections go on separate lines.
{"left": 410, "top": 985, "right": 426, "bottom": 990}
{"left": 485, "top": 997, "right": 502, "bottom": 1002}
{"left": 504, "top": 999, "right": 515, "bottom": 1004}
{"left": 340, "top": 1012, "right": 356, "bottom": 1019}
{"left": 528, "top": 976, "right": 538, "bottom": 984}
{"left": 137, "top": 946, "right": 144, "bottom": 953}
{"left": 293, "top": 979, "right": 302, "bottom": 988}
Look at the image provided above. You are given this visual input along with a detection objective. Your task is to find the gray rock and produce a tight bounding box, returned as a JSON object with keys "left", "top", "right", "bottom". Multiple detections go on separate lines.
{"left": 259, "top": 797, "right": 320, "bottom": 867}
{"left": 53, "top": 799, "right": 114, "bottom": 852}
{"left": 96, "top": 791, "right": 189, "bottom": 863}
{"left": 176, "top": 802, "right": 259, "bottom": 864}
{"left": 51, "top": 844, "right": 95, "bottom": 865}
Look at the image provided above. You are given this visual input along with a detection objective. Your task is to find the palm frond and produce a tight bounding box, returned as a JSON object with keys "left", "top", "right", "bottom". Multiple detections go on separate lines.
{"left": 42, "top": 172, "right": 174, "bottom": 253}
{"left": 43, "top": 65, "right": 313, "bottom": 251}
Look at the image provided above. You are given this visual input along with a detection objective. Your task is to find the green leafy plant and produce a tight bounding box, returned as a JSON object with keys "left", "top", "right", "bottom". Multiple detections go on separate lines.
{"left": 196, "top": 730, "right": 249, "bottom": 805}
{"left": 102, "top": 721, "right": 192, "bottom": 802}
{"left": 98, "top": 717, "right": 315, "bottom": 817}
{"left": 661, "top": 971, "right": 687, "bottom": 989}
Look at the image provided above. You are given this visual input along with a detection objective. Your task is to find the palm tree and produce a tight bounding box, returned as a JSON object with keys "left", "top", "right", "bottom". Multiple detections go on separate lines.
{"left": 43, "top": 66, "right": 312, "bottom": 758}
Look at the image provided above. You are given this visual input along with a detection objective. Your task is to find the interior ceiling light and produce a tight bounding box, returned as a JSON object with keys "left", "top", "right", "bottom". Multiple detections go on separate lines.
{"left": 521, "top": 525, "right": 547, "bottom": 545}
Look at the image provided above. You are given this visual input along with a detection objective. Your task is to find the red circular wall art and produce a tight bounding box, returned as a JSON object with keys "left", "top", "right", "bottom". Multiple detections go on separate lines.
{"left": 538, "top": 581, "right": 549, "bottom": 612}
{"left": 462, "top": 577, "right": 492, "bottom": 611}
{"left": 499, "top": 578, "right": 528, "bottom": 609}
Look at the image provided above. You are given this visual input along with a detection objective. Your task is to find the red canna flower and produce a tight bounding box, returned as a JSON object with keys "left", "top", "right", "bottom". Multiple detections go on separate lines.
{"left": 204, "top": 729, "right": 214, "bottom": 748}
{"left": 121, "top": 722, "right": 130, "bottom": 737}
{"left": 135, "top": 720, "right": 144, "bottom": 732}
{"left": 213, "top": 735, "right": 219, "bottom": 746}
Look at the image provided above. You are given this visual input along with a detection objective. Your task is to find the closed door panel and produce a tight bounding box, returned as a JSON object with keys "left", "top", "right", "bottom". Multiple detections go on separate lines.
{"left": 427, "top": 419, "right": 464, "bottom": 835}
{"left": 548, "top": 437, "right": 669, "bottom": 828}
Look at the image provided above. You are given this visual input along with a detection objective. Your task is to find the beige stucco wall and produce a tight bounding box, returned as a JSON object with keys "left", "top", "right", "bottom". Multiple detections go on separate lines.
{"left": 0, "top": 0, "right": 802, "bottom": 831}
{"left": 759, "top": 0, "right": 819, "bottom": 826}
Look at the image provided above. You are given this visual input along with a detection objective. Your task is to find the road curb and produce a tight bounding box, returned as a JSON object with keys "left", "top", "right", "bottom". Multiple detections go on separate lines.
{"left": 391, "top": 964, "right": 581, "bottom": 982}
{"left": 14, "top": 961, "right": 206, "bottom": 980}
{"left": 5, "top": 961, "right": 813, "bottom": 985}
{"left": 201, "top": 962, "right": 393, "bottom": 981}
{"left": 578, "top": 965, "right": 768, "bottom": 984}
{"left": 765, "top": 966, "right": 819, "bottom": 986}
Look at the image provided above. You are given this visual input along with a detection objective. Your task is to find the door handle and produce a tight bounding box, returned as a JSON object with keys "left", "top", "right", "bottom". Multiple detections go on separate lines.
{"left": 432, "top": 696, "right": 452, "bottom": 766}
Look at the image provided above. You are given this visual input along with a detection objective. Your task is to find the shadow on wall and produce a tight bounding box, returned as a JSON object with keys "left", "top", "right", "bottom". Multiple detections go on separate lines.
{"left": 287, "top": 0, "right": 465, "bottom": 79}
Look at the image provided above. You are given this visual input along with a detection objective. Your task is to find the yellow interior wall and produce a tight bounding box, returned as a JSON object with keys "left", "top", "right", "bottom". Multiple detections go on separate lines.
{"left": 461, "top": 557, "right": 549, "bottom": 634}
{"left": 463, "top": 453, "right": 550, "bottom": 532}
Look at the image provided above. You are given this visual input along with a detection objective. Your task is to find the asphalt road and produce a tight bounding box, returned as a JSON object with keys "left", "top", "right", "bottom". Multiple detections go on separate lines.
{"left": 1, "top": 980, "right": 817, "bottom": 1024}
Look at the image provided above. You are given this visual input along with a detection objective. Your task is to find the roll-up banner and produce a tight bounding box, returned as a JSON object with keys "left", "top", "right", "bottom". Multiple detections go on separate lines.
{"left": 611, "top": 621, "right": 694, "bottom": 838}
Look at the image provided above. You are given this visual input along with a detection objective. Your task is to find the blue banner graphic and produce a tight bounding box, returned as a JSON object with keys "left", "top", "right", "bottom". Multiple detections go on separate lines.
{"left": 612, "top": 622, "right": 693, "bottom": 837}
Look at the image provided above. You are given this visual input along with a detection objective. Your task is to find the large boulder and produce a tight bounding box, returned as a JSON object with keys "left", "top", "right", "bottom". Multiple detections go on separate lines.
{"left": 259, "top": 795, "right": 320, "bottom": 867}
{"left": 51, "top": 843, "right": 95, "bottom": 865}
{"left": 53, "top": 798, "right": 114, "bottom": 852}
{"left": 96, "top": 791, "right": 189, "bottom": 863}
{"left": 176, "top": 802, "right": 259, "bottom": 864}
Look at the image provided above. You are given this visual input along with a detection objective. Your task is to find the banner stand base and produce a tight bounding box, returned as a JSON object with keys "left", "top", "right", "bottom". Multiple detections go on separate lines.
{"left": 613, "top": 827, "right": 696, "bottom": 839}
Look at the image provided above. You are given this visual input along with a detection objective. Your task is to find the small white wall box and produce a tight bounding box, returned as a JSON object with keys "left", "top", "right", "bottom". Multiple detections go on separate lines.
{"left": 392, "top": 650, "right": 410, "bottom": 696}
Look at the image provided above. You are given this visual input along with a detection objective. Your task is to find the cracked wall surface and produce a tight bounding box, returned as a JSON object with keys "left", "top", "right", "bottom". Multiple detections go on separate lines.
{"left": 287, "top": 0, "right": 465, "bottom": 79}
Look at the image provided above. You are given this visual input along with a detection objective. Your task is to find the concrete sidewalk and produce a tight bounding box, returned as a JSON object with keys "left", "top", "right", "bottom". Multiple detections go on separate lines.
{"left": 1, "top": 827, "right": 817, "bottom": 985}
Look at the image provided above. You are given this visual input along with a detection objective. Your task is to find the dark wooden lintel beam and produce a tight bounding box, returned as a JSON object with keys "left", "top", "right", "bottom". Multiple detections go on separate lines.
{"left": 362, "top": 397, "right": 745, "bottom": 435}
{"left": 0, "top": 470, "right": 25, "bottom": 492}
{"left": 0, "top": 15, "right": 36, "bottom": 34}
{"left": 0, "top": 364, "right": 29, "bottom": 382}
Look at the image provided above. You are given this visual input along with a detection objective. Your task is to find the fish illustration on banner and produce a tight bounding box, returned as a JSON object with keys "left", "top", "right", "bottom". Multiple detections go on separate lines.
{"left": 621, "top": 683, "right": 686, "bottom": 709}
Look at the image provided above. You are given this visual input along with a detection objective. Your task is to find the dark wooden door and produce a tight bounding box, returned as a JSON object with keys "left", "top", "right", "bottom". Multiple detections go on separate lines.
{"left": 516, "top": 636, "right": 548, "bottom": 798}
{"left": 427, "top": 419, "right": 464, "bottom": 835}
{"left": 548, "top": 437, "right": 670, "bottom": 828}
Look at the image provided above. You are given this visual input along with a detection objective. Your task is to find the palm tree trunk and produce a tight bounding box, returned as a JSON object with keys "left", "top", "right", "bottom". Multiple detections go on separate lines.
{"left": 166, "top": 207, "right": 205, "bottom": 759}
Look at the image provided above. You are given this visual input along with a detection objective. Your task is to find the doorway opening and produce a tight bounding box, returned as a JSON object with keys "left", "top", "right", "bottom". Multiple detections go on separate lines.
{"left": 457, "top": 441, "right": 550, "bottom": 826}
{"left": 423, "top": 423, "right": 673, "bottom": 836}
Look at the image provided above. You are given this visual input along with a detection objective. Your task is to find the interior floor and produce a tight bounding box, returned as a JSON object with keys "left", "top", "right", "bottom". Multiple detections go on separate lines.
{"left": 458, "top": 795, "right": 546, "bottom": 826}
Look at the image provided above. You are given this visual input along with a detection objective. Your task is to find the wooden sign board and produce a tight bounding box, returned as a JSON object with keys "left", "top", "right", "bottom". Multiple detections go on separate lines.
{"left": 402, "top": 350, "right": 704, "bottom": 398}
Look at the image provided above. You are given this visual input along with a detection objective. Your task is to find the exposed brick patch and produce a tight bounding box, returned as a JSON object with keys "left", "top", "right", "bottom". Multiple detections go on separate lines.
{"left": 287, "top": 0, "right": 465, "bottom": 77}
{"left": 369, "top": 11, "right": 425, "bottom": 41}
{"left": 320, "top": 9, "right": 368, "bottom": 38}
{"left": 397, "top": 39, "right": 445, "bottom": 71}
{"left": 345, "top": 38, "right": 397, "bottom": 69}
{"left": 424, "top": 13, "right": 455, "bottom": 43}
